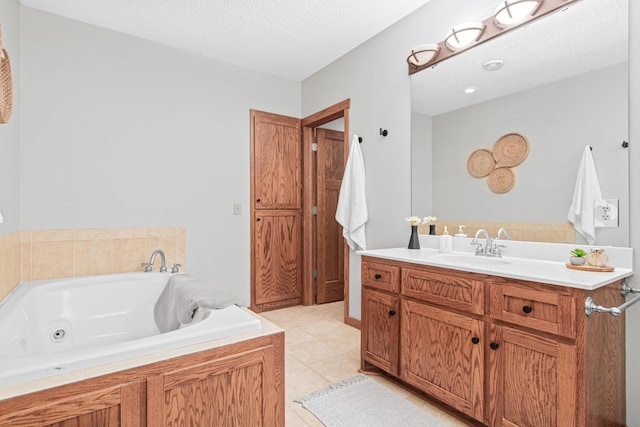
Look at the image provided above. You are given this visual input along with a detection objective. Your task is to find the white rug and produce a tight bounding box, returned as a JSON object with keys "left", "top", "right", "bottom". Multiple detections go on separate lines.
{"left": 294, "top": 374, "right": 450, "bottom": 427}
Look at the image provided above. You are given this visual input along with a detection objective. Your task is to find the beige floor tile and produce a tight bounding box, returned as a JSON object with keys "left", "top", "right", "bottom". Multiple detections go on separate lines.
{"left": 278, "top": 301, "right": 460, "bottom": 427}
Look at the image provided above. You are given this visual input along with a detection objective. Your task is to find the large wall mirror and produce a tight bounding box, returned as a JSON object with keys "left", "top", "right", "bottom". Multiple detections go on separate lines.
{"left": 411, "top": 0, "right": 629, "bottom": 247}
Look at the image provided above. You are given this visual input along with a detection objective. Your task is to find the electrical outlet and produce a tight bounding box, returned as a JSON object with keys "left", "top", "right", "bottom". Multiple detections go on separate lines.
{"left": 594, "top": 199, "right": 618, "bottom": 228}
{"left": 233, "top": 203, "right": 242, "bottom": 215}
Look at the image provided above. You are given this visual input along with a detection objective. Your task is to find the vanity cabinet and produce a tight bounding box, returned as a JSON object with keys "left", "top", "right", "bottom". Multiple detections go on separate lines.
{"left": 361, "top": 256, "right": 626, "bottom": 427}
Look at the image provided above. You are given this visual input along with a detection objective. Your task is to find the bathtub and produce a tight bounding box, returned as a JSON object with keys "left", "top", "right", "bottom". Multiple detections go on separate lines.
{"left": 0, "top": 272, "right": 261, "bottom": 388}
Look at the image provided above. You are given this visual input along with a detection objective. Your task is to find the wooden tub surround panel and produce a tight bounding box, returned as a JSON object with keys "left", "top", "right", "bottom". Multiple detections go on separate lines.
{"left": 361, "top": 256, "right": 626, "bottom": 427}
{"left": 0, "top": 332, "right": 285, "bottom": 427}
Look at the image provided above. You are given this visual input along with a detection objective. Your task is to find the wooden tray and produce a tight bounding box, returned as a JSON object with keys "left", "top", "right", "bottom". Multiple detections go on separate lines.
{"left": 565, "top": 263, "right": 615, "bottom": 272}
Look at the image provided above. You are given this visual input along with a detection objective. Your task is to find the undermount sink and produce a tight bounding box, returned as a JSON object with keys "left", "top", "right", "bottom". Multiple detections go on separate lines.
{"left": 429, "top": 254, "right": 510, "bottom": 266}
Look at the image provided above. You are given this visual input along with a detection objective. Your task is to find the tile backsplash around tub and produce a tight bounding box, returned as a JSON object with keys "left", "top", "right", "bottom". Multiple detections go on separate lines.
{"left": 0, "top": 227, "right": 186, "bottom": 302}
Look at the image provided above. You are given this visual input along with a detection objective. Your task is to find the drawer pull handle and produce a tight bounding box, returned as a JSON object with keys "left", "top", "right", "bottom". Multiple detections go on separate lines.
{"left": 490, "top": 342, "right": 500, "bottom": 351}
{"left": 388, "top": 310, "right": 396, "bottom": 316}
{"left": 374, "top": 274, "right": 382, "bottom": 280}
{"left": 471, "top": 337, "right": 480, "bottom": 345}
{"left": 522, "top": 305, "right": 533, "bottom": 314}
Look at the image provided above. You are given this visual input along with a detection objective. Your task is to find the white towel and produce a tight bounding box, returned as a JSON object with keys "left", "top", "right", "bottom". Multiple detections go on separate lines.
{"left": 567, "top": 145, "right": 602, "bottom": 245}
{"left": 335, "top": 135, "right": 368, "bottom": 251}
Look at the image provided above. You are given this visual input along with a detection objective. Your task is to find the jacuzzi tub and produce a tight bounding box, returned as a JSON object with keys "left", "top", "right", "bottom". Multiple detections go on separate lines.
{"left": 0, "top": 272, "right": 261, "bottom": 387}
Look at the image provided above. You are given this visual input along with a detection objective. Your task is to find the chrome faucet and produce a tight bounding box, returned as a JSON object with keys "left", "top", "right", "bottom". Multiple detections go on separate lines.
{"left": 141, "top": 249, "right": 167, "bottom": 272}
{"left": 471, "top": 229, "right": 491, "bottom": 255}
{"left": 492, "top": 228, "right": 510, "bottom": 257}
{"left": 497, "top": 227, "right": 510, "bottom": 241}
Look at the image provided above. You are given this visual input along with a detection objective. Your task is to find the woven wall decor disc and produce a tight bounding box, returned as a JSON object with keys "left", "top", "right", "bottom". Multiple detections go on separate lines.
{"left": 493, "top": 133, "right": 529, "bottom": 167}
{"left": 467, "top": 148, "right": 496, "bottom": 178}
{"left": 487, "top": 167, "right": 515, "bottom": 194}
{"left": 0, "top": 48, "right": 12, "bottom": 124}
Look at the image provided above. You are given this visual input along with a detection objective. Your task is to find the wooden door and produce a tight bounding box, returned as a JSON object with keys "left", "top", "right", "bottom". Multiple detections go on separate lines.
{"left": 488, "top": 324, "right": 578, "bottom": 427}
{"left": 362, "top": 288, "right": 399, "bottom": 375}
{"left": 315, "top": 128, "right": 345, "bottom": 303}
{"left": 251, "top": 110, "right": 302, "bottom": 311}
{"left": 400, "top": 299, "right": 484, "bottom": 422}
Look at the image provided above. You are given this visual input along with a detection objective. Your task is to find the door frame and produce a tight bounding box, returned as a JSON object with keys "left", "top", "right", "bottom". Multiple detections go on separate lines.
{"left": 301, "top": 99, "right": 359, "bottom": 328}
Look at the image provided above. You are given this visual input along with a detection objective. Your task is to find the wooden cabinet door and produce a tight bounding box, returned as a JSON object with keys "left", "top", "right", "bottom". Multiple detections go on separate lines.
{"left": 488, "top": 324, "right": 578, "bottom": 427}
{"left": 251, "top": 109, "right": 303, "bottom": 311}
{"left": 401, "top": 299, "right": 484, "bottom": 421}
{"left": 0, "top": 380, "right": 141, "bottom": 427}
{"left": 147, "top": 343, "right": 283, "bottom": 427}
{"left": 362, "top": 288, "right": 400, "bottom": 375}
{"left": 254, "top": 210, "right": 301, "bottom": 308}
{"left": 251, "top": 110, "right": 301, "bottom": 210}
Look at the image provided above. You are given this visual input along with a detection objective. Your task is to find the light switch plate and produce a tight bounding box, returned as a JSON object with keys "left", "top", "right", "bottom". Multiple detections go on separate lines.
{"left": 594, "top": 199, "right": 618, "bottom": 228}
{"left": 233, "top": 203, "right": 242, "bottom": 215}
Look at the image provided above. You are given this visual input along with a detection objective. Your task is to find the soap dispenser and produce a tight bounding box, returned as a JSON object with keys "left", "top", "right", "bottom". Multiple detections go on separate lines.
{"left": 454, "top": 225, "right": 467, "bottom": 237}
{"left": 439, "top": 226, "right": 453, "bottom": 253}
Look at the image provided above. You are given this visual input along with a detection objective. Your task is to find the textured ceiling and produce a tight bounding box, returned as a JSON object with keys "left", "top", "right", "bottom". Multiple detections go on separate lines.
{"left": 18, "top": 0, "right": 431, "bottom": 81}
{"left": 412, "top": 0, "right": 629, "bottom": 116}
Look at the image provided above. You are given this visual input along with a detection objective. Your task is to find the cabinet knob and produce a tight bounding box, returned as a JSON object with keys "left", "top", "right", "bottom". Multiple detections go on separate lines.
{"left": 490, "top": 342, "right": 500, "bottom": 351}
{"left": 256, "top": 218, "right": 261, "bottom": 222}
{"left": 256, "top": 198, "right": 261, "bottom": 203}
{"left": 388, "top": 310, "right": 396, "bottom": 317}
{"left": 522, "top": 305, "right": 533, "bottom": 314}
{"left": 374, "top": 274, "right": 382, "bottom": 280}
{"left": 471, "top": 337, "right": 480, "bottom": 345}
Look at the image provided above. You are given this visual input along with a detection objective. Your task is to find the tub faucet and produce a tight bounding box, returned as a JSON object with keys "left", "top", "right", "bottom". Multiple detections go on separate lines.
{"left": 141, "top": 249, "right": 167, "bottom": 272}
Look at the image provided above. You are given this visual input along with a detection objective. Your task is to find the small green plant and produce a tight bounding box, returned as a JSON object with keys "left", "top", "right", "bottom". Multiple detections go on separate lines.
{"left": 570, "top": 248, "right": 587, "bottom": 257}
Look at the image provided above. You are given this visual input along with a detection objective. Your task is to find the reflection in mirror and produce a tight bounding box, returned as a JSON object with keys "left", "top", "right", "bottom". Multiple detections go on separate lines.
{"left": 411, "top": 0, "right": 629, "bottom": 246}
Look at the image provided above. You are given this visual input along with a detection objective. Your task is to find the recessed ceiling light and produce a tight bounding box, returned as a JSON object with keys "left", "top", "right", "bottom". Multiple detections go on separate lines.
{"left": 483, "top": 59, "right": 504, "bottom": 71}
{"left": 463, "top": 87, "right": 478, "bottom": 94}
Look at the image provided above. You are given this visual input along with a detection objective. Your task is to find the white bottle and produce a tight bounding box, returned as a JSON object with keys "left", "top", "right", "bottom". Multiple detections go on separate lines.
{"left": 454, "top": 225, "right": 467, "bottom": 237}
{"left": 439, "top": 226, "right": 453, "bottom": 253}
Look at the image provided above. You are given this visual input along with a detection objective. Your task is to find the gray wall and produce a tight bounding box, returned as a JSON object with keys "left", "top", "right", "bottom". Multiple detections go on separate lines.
{"left": 19, "top": 8, "right": 301, "bottom": 304}
{"left": 431, "top": 63, "right": 629, "bottom": 247}
{"left": 411, "top": 112, "right": 432, "bottom": 216}
{"left": 0, "top": 0, "right": 21, "bottom": 233}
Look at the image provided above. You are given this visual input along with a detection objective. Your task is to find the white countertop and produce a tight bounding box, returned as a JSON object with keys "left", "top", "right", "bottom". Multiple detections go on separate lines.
{"left": 359, "top": 236, "right": 633, "bottom": 290}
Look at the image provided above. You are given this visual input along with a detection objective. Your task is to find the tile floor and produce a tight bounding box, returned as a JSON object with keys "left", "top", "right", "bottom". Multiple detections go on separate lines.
{"left": 258, "top": 301, "right": 469, "bottom": 426}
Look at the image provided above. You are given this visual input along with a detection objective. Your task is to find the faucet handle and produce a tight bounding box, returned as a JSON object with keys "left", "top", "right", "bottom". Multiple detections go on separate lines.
{"left": 141, "top": 262, "right": 152, "bottom": 272}
{"left": 171, "top": 263, "right": 182, "bottom": 273}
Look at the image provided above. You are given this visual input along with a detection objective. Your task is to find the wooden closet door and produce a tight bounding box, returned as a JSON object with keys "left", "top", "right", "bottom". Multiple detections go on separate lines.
{"left": 251, "top": 110, "right": 302, "bottom": 311}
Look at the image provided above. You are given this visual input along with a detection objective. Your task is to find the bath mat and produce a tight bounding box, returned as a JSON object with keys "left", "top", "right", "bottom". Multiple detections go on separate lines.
{"left": 294, "top": 374, "right": 449, "bottom": 427}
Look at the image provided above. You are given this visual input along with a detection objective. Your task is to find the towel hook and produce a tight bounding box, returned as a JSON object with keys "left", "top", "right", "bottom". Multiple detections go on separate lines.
{"left": 379, "top": 128, "right": 388, "bottom": 137}
{"left": 622, "top": 141, "right": 628, "bottom": 148}
{"left": 358, "top": 137, "right": 363, "bottom": 143}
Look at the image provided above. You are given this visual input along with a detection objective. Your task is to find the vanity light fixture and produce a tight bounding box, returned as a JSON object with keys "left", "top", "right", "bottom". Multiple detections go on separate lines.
{"left": 444, "top": 22, "right": 485, "bottom": 51}
{"left": 407, "top": 43, "right": 440, "bottom": 68}
{"left": 494, "top": 0, "right": 543, "bottom": 27}
{"left": 407, "top": 0, "right": 576, "bottom": 75}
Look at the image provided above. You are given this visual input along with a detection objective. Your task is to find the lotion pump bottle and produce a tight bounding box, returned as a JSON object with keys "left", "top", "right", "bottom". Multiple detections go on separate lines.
{"left": 439, "top": 226, "right": 453, "bottom": 253}
{"left": 454, "top": 225, "right": 467, "bottom": 237}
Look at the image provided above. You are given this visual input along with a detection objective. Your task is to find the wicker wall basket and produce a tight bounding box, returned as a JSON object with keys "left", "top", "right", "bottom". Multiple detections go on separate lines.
{"left": 0, "top": 23, "right": 13, "bottom": 124}
{"left": 487, "top": 167, "right": 515, "bottom": 194}
{"left": 467, "top": 148, "right": 496, "bottom": 178}
{"left": 493, "top": 133, "right": 529, "bottom": 167}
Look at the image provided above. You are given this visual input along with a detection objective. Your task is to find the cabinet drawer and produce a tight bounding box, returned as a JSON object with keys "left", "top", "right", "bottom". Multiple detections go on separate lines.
{"left": 401, "top": 267, "right": 484, "bottom": 315}
{"left": 490, "top": 283, "right": 577, "bottom": 339}
{"left": 362, "top": 260, "right": 400, "bottom": 293}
